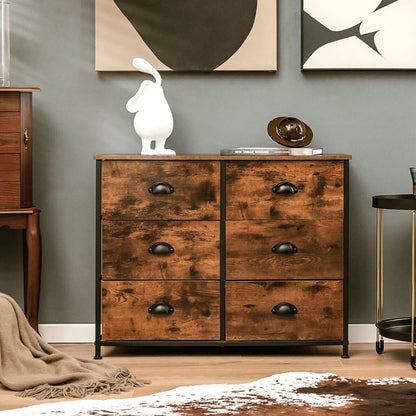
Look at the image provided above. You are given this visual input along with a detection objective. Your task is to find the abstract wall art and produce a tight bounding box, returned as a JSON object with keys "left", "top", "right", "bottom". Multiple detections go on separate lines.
{"left": 302, "top": 0, "right": 416, "bottom": 70}
{"left": 95, "top": 0, "right": 277, "bottom": 71}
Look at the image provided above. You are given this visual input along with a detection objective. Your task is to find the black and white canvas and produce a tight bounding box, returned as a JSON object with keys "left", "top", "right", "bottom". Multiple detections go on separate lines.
{"left": 302, "top": 0, "right": 416, "bottom": 70}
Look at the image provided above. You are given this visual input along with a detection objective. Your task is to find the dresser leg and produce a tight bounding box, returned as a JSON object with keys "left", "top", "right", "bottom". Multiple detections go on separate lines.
{"left": 94, "top": 342, "right": 102, "bottom": 360}
{"left": 25, "top": 211, "right": 41, "bottom": 332}
{"left": 341, "top": 342, "right": 349, "bottom": 359}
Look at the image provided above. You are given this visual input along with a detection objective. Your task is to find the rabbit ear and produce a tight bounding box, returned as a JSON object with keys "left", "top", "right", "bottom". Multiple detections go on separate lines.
{"left": 132, "top": 58, "right": 161, "bottom": 85}
{"left": 126, "top": 80, "right": 153, "bottom": 113}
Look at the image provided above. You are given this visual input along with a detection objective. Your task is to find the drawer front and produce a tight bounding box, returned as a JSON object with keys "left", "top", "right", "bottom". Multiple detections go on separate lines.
{"left": 0, "top": 92, "right": 20, "bottom": 111}
{"left": 226, "top": 161, "right": 344, "bottom": 219}
{"left": 102, "top": 160, "right": 220, "bottom": 220}
{"left": 226, "top": 220, "right": 343, "bottom": 280}
{"left": 0, "top": 113, "right": 21, "bottom": 132}
{"left": 102, "top": 220, "right": 220, "bottom": 280}
{"left": 226, "top": 281, "right": 343, "bottom": 341}
{"left": 0, "top": 133, "right": 20, "bottom": 153}
{"left": 0, "top": 154, "right": 20, "bottom": 181}
{"left": 102, "top": 281, "right": 220, "bottom": 340}
{"left": 0, "top": 182, "right": 20, "bottom": 208}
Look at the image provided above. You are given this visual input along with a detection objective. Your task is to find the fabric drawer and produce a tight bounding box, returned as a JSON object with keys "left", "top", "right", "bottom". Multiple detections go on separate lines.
{"left": 101, "top": 160, "right": 220, "bottom": 220}
{"left": 102, "top": 281, "right": 220, "bottom": 341}
{"left": 226, "top": 280, "right": 343, "bottom": 341}
{"left": 226, "top": 220, "right": 343, "bottom": 280}
{"left": 226, "top": 161, "right": 344, "bottom": 220}
{"left": 102, "top": 220, "right": 220, "bottom": 280}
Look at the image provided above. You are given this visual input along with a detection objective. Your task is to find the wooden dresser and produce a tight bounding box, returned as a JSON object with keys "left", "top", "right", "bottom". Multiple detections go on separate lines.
{"left": 94, "top": 154, "right": 351, "bottom": 358}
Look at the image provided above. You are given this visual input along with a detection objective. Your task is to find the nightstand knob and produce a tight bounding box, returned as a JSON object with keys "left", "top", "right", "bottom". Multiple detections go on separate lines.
{"left": 23, "top": 128, "right": 30, "bottom": 150}
{"left": 272, "top": 242, "right": 297, "bottom": 254}
{"left": 148, "top": 182, "right": 174, "bottom": 194}
{"left": 272, "top": 182, "right": 298, "bottom": 194}
{"left": 148, "top": 302, "right": 174, "bottom": 315}
{"left": 148, "top": 242, "right": 174, "bottom": 255}
{"left": 272, "top": 302, "right": 298, "bottom": 315}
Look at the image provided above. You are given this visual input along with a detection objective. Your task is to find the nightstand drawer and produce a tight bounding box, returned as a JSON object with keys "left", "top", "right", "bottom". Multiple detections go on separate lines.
{"left": 0, "top": 182, "right": 20, "bottom": 208}
{"left": 0, "top": 154, "right": 19, "bottom": 181}
{"left": 226, "top": 220, "right": 343, "bottom": 280}
{"left": 102, "top": 220, "right": 220, "bottom": 280}
{"left": 0, "top": 92, "right": 20, "bottom": 111}
{"left": 0, "top": 133, "right": 20, "bottom": 153}
{"left": 0, "top": 113, "right": 21, "bottom": 132}
{"left": 226, "top": 161, "right": 344, "bottom": 219}
{"left": 226, "top": 281, "right": 343, "bottom": 341}
{"left": 102, "top": 281, "right": 220, "bottom": 340}
{"left": 101, "top": 160, "right": 220, "bottom": 220}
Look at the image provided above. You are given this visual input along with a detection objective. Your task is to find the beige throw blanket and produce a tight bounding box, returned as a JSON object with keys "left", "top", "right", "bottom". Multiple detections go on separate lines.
{"left": 0, "top": 292, "right": 149, "bottom": 399}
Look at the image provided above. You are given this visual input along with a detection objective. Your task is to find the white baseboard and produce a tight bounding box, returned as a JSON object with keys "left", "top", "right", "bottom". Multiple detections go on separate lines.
{"left": 39, "top": 324, "right": 96, "bottom": 343}
{"left": 39, "top": 324, "right": 398, "bottom": 344}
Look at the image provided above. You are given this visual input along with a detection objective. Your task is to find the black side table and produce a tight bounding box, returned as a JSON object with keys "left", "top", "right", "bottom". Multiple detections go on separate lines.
{"left": 372, "top": 194, "right": 416, "bottom": 369}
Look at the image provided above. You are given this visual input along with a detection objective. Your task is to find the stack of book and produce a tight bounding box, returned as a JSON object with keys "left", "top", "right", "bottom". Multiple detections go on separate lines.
{"left": 220, "top": 147, "right": 323, "bottom": 156}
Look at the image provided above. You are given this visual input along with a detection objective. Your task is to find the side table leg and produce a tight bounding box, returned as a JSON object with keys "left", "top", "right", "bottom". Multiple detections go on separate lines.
{"left": 22, "top": 228, "right": 28, "bottom": 315}
{"left": 376, "top": 208, "right": 384, "bottom": 354}
{"left": 411, "top": 211, "right": 415, "bottom": 369}
{"left": 25, "top": 211, "right": 41, "bottom": 332}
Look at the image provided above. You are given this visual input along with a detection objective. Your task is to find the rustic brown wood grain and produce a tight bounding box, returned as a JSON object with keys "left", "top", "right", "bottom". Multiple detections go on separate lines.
{"left": 0, "top": 92, "right": 35, "bottom": 208}
{"left": 0, "top": 113, "right": 21, "bottom": 132}
{"left": 226, "top": 220, "right": 343, "bottom": 280}
{"left": 0, "top": 154, "right": 20, "bottom": 181}
{"left": 0, "top": 92, "right": 20, "bottom": 111}
{"left": 0, "top": 133, "right": 20, "bottom": 153}
{"left": 102, "top": 281, "right": 220, "bottom": 340}
{"left": 0, "top": 183, "right": 20, "bottom": 208}
{"left": 101, "top": 161, "right": 220, "bottom": 220}
{"left": 102, "top": 220, "right": 220, "bottom": 280}
{"left": 94, "top": 154, "right": 352, "bottom": 161}
{"left": 226, "top": 161, "right": 344, "bottom": 219}
{"left": 226, "top": 280, "right": 343, "bottom": 341}
{"left": 0, "top": 214, "right": 27, "bottom": 228}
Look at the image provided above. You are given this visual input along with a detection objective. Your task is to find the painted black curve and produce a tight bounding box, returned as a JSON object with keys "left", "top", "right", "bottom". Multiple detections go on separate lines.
{"left": 114, "top": 0, "right": 258, "bottom": 71}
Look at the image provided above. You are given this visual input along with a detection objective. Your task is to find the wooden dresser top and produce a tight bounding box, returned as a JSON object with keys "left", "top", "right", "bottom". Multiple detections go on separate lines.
{"left": 94, "top": 154, "right": 352, "bottom": 161}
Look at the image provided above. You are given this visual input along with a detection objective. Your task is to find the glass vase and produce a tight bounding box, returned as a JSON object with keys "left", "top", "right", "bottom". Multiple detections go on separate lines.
{"left": 0, "top": 0, "right": 10, "bottom": 87}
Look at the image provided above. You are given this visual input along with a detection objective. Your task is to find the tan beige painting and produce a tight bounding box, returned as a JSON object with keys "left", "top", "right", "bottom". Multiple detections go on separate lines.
{"left": 95, "top": 0, "right": 277, "bottom": 71}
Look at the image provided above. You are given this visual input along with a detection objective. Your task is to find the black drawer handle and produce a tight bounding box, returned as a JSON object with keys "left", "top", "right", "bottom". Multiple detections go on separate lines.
{"left": 272, "top": 242, "right": 297, "bottom": 254}
{"left": 148, "top": 242, "right": 174, "bottom": 255}
{"left": 272, "top": 302, "right": 298, "bottom": 315}
{"left": 272, "top": 182, "right": 298, "bottom": 194}
{"left": 148, "top": 302, "right": 174, "bottom": 315}
{"left": 148, "top": 182, "right": 174, "bottom": 194}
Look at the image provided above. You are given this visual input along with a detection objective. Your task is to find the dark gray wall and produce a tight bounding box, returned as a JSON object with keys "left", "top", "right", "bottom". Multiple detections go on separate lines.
{"left": 1, "top": 0, "right": 415, "bottom": 324}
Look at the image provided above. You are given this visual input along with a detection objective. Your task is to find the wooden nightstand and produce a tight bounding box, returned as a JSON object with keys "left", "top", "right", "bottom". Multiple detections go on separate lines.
{"left": 0, "top": 87, "right": 41, "bottom": 331}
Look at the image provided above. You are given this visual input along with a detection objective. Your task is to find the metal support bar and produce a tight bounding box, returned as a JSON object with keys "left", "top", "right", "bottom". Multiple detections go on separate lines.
{"left": 411, "top": 211, "right": 415, "bottom": 361}
{"left": 376, "top": 208, "right": 385, "bottom": 354}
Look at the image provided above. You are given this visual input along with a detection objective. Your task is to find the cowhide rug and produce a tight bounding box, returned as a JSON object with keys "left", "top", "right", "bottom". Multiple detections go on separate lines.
{"left": 2, "top": 372, "right": 416, "bottom": 416}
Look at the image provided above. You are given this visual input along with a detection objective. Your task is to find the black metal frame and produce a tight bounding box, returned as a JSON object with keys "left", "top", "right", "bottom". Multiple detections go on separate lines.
{"left": 342, "top": 160, "right": 349, "bottom": 358}
{"left": 95, "top": 160, "right": 102, "bottom": 359}
{"left": 94, "top": 158, "right": 350, "bottom": 359}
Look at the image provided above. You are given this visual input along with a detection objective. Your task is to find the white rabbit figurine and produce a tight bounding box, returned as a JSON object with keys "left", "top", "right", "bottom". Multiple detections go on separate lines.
{"left": 126, "top": 58, "right": 175, "bottom": 155}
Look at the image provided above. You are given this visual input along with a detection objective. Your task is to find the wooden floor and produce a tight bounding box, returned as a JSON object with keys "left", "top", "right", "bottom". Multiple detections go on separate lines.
{"left": 1, "top": 343, "right": 416, "bottom": 411}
